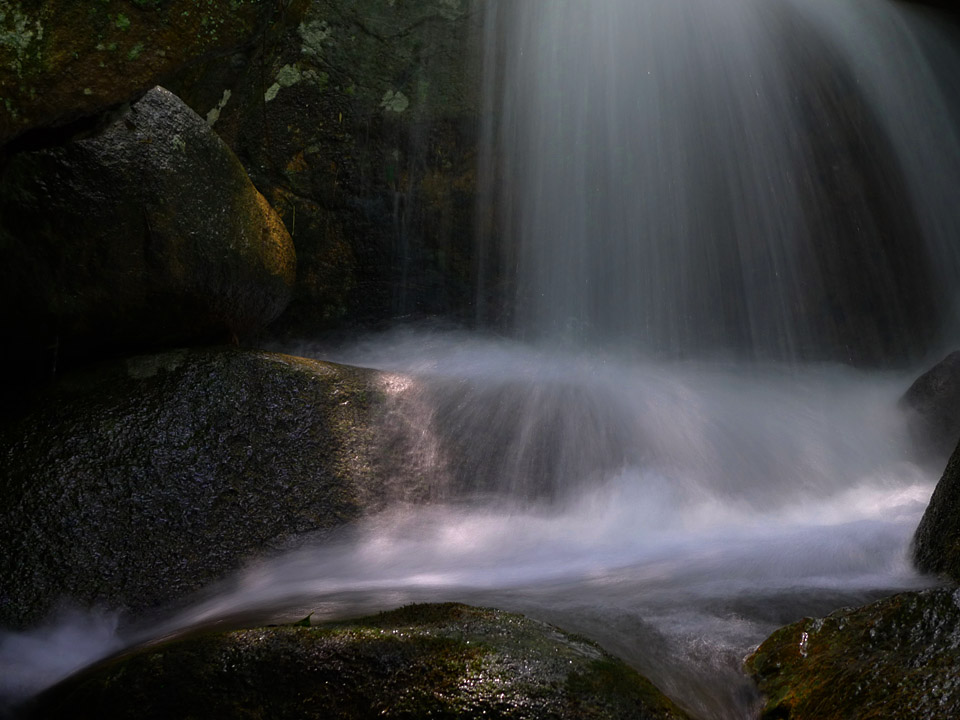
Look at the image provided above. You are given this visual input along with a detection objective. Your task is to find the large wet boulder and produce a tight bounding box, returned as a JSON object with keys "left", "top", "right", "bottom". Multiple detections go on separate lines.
{"left": 900, "top": 350, "right": 960, "bottom": 463}
{"left": 0, "top": 0, "right": 286, "bottom": 147}
{"left": 27, "top": 603, "right": 690, "bottom": 720}
{"left": 0, "top": 347, "right": 399, "bottom": 630}
{"left": 0, "top": 86, "right": 295, "bottom": 384}
{"left": 169, "top": 0, "right": 483, "bottom": 333}
{"left": 913, "top": 435, "right": 960, "bottom": 580}
{"left": 746, "top": 589, "right": 960, "bottom": 719}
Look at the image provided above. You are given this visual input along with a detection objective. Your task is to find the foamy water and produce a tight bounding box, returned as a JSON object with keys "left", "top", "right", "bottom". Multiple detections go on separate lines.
{"left": 4, "top": 0, "right": 960, "bottom": 716}
{"left": 0, "top": 332, "right": 942, "bottom": 719}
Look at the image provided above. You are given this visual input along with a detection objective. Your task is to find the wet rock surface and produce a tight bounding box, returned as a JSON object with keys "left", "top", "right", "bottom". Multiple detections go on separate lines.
{"left": 0, "top": 87, "right": 295, "bottom": 383}
{"left": 900, "top": 350, "right": 960, "bottom": 463}
{"left": 170, "top": 0, "right": 483, "bottom": 333}
{"left": 0, "top": 347, "right": 395, "bottom": 629}
{"left": 746, "top": 588, "right": 960, "bottom": 720}
{"left": 0, "top": 0, "right": 281, "bottom": 146}
{"left": 914, "top": 434, "right": 960, "bottom": 580}
{"left": 26, "top": 603, "right": 691, "bottom": 720}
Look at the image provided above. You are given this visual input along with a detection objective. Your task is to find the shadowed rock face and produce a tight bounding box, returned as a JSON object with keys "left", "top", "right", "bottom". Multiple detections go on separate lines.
{"left": 914, "top": 435, "right": 960, "bottom": 580}
{"left": 908, "top": 354, "right": 960, "bottom": 583}
{"left": 900, "top": 351, "right": 960, "bottom": 464}
{"left": 169, "top": 0, "right": 483, "bottom": 334}
{"left": 746, "top": 589, "right": 960, "bottom": 720}
{"left": 0, "top": 0, "right": 283, "bottom": 147}
{"left": 0, "top": 348, "right": 395, "bottom": 630}
{"left": 0, "top": 87, "right": 295, "bottom": 385}
{"left": 25, "top": 603, "right": 691, "bottom": 720}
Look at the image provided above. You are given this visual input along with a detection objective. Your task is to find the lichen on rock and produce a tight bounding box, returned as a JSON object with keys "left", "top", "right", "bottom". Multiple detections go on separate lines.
{"left": 381, "top": 88, "right": 410, "bottom": 112}
{"left": 168, "top": 0, "right": 483, "bottom": 336}
{"left": 0, "top": 0, "right": 282, "bottom": 145}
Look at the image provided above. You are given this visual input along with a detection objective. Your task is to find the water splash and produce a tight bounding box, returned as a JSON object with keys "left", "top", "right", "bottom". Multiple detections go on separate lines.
{"left": 5, "top": 1, "right": 960, "bottom": 717}
{"left": 0, "top": 609, "right": 122, "bottom": 706}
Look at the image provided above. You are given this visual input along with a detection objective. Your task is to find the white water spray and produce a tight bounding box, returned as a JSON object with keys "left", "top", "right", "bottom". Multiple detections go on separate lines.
{"left": 478, "top": 0, "right": 960, "bottom": 363}
{"left": 0, "top": 336, "right": 939, "bottom": 717}
{"left": 4, "top": 1, "right": 960, "bottom": 718}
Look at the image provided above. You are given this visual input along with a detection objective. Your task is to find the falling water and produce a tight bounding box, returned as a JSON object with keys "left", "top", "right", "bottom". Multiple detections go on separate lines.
{"left": 478, "top": 0, "right": 960, "bottom": 364}
{"left": 4, "top": 1, "right": 960, "bottom": 719}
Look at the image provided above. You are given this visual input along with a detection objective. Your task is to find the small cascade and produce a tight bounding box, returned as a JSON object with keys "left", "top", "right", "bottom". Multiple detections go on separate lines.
{"left": 5, "top": 2, "right": 960, "bottom": 719}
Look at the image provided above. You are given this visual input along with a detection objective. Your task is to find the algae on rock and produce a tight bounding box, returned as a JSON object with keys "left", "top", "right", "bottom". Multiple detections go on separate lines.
{"left": 28, "top": 603, "right": 691, "bottom": 720}
{"left": 746, "top": 589, "right": 960, "bottom": 719}
{"left": 0, "top": 0, "right": 282, "bottom": 145}
{"left": 169, "top": 0, "right": 483, "bottom": 334}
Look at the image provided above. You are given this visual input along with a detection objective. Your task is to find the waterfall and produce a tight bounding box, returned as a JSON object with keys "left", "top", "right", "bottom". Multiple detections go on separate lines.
{"left": 478, "top": 0, "right": 960, "bottom": 364}
{"left": 5, "top": 2, "right": 960, "bottom": 719}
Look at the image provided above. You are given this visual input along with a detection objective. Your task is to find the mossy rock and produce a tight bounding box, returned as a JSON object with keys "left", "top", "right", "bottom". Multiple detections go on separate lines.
{"left": 746, "top": 589, "right": 960, "bottom": 719}
{"left": 0, "top": 0, "right": 283, "bottom": 146}
{"left": 0, "top": 347, "right": 398, "bottom": 629}
{"left": 26, "top": 603, "right": 691, "bottom": 720}
{"left": 169, "top": 0, "right": 483, "bottom": 333}
{"left": 0, "top": 86, "right": 295, "bottom": 383}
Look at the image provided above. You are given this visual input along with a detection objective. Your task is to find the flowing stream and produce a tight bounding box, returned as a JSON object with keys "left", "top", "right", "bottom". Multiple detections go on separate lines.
{"left": 290, "top": 331, "right": 937, "bottom": 718}
{"left": 4, "top": 0, "right": 960, "bottom": 718}
{"left": 0, "top": 331, "right": 940, "bottom": 719}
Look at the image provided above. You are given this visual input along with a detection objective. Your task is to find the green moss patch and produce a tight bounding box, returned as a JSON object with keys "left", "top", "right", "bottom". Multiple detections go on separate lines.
{"left": 0, "top": 0, "right": 280, "bottom": 144}
{"left": 746, "top": 589, "right": 960, "bottom": 719}
{"left": 28, "top": 603, "right": 690, "bottom": 720}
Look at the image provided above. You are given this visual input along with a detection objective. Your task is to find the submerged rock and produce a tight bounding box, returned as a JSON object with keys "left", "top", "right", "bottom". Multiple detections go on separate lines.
{"left": 900, "top": 350, "right": 960, "bottom": 464}
{"left": 0, "top": 0, "right": 282, "bottom": 146}
{"left": 913, "top": 435, "right": 960, "bottom": 580}
{"left": 746, "top": 589, "right": 960, "bottom": 719}
{"left": 0, "top": 348, "right": 398, "bottom": 629}
{"left": 0, "top": 86, "right": 295, "bottom": 382}
{"left": 27, "top": 603, "right": 691, "bottom": 720}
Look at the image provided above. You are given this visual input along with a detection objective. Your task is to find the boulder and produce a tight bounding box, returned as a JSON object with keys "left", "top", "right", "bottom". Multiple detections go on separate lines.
{"left": 169, "top": 0, "right": 483, "bottom": 333}
{"left": 900, "top": 351, "right": 960, "bottom": 463}
{"left": 26, "top": 603, "right": 691, "bottom": 720}
{"left": 0, "top": 347, "right": 397, "bottom": 629}
{"left": 0, "top": 0, "right": 285, "bottom": 147}
{"left": 913, "top": 434, "right": 960, "bottom": 580}
{"left": 0, "top": 86, "right": 295, "bottom": 384}
{"left": 746, "top": 589, "right": 960, "bottom": 720}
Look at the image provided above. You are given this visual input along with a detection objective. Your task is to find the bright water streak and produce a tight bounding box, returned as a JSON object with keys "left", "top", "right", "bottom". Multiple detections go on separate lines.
{"left": 295, "top": 332, "right": 940, "bottom": 717}
{"left": 2, "top": 0, "right": 958, "bottom": 716}
{"left": 0, "top": 333, "right": 940, "bottom": 718}
{"left": 479, "top": 0, "right": 960, "bottom": 363}
{"left": 139, "top": 335, "right": 951, "bottom": 715}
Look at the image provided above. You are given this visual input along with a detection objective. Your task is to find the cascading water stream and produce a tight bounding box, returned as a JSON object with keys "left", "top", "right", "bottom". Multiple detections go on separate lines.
{"left": 0, "top": 335, "right": 941, "bottom": 719}
{"left": 4, "top": 1, "right": 960, "bottom": 719}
